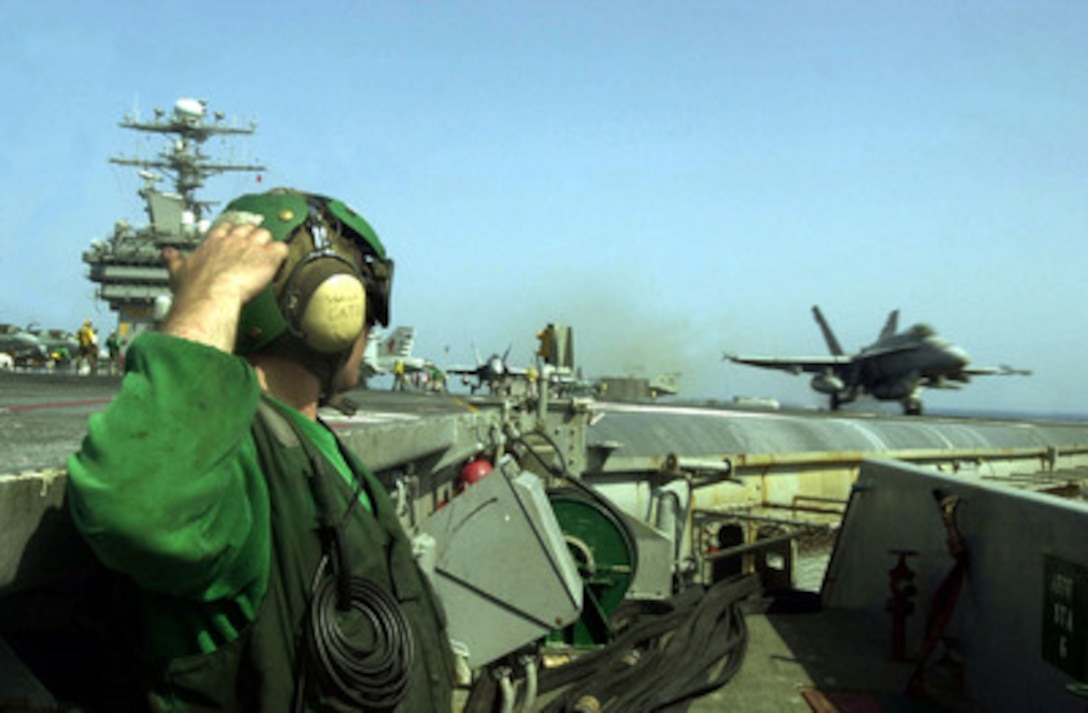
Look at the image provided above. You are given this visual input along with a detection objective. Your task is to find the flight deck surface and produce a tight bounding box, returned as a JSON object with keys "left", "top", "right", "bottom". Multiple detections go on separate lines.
{"left": 0, "top": 371, "right": 472, "bottom": 473}
{"left": 5, "top": 369, "right": 1088, "bottom": 489}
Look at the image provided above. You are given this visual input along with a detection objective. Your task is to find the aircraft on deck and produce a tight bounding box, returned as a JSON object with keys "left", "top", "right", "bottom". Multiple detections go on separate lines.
{"left": 724, "top": 306, "right": 1031, "bottom": 415}
{"left": 0, "top": 324, "right": 48, "bottom": 367}
{"left": 361, "top": 326, "right": 431, "bottom": 381}
{"left": 649, "top": 372, "right": 681, "bottom": 397}
{"left": 447, "top": 348, "right": 532, "bottom": 395}
{"left": 28, "top": 327, "right": 81, "bottom": 365}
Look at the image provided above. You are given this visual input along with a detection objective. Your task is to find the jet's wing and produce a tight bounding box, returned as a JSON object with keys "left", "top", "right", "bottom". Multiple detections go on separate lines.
{"left": 923, "top": 364, "right": 1032, "bottom": 388}
{"left": 961, "top": 364, "right": 1033, "bottom": 377}
{"left": 724, "top": 353, "right": 853, "bottom": 375}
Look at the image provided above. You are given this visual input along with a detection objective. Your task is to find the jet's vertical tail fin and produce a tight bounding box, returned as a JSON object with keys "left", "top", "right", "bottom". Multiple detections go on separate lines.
{"left": 380, "top": 326, "right": 415, "bottom": 358}
{"left": 364, "top": 328, "right": 381, "bottom": 363}
{"left": 878, "top": 310, "right": 900, "bottom": 340}
{"left": 811, "top": 306, "right": 844, "bottom": 356}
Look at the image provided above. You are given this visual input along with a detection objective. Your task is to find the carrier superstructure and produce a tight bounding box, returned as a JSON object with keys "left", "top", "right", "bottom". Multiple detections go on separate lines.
{"left": 82, "top": 98, "right": 264, "bottom": 339}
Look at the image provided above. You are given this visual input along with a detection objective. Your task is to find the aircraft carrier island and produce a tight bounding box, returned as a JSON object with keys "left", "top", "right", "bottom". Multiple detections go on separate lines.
{"left": 4, "top": 367, "right": 1088, "bottom": 712}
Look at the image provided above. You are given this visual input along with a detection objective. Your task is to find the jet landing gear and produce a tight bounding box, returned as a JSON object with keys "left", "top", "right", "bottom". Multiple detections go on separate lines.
{"left": 828, "top": 389, "right": 857, "bottom": 411}
{"left": 902, "top": 396, "right": 923, "bottom": 416}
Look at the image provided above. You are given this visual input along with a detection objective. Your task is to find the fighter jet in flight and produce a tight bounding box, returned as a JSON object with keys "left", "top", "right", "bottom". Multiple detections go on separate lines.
{"left": 724, "top": 306, "right": 1031, "bottom": 415}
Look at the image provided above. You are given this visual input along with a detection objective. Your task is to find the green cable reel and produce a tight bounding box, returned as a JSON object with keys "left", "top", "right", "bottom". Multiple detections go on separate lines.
{"left": 547, "top": 490, "right": 638, "bottom": 648}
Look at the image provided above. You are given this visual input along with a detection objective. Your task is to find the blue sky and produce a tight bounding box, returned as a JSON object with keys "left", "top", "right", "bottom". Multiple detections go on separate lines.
{"left": 2, "top": 1, "right": 1085, "bottom": 415}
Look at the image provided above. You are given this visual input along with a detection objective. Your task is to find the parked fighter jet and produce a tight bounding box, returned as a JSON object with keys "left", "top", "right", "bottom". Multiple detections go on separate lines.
{"left": 447, "top": 348, "right": 532, "bottom": 395}
{"left": 724, "top": 306, "right": 1031, "bottom": 415}
{"left": 361, "top": 326, "right": 430, "bottom": 380}
{"left": 0, "top": 324, "right": 48, "bottom": 367}
{"left": 28, "top": 327, "right": 80, "bottom": 366}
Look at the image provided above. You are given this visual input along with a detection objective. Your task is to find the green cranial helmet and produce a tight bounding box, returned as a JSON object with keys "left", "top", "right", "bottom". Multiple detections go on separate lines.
{"left": 217, "top": 188, "right": 394, "bottom": 356}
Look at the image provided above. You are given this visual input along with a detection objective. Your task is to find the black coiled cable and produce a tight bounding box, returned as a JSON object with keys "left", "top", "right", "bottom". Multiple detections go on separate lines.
{"left": 307, "top": 557, "right": 416, "bottom": 710}
{"left": 286, "top": 412, "right": 416, "bottom": 712}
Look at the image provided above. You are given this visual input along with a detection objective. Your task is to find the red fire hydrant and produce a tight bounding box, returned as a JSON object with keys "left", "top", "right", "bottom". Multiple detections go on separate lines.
{"left": 886, "top": 549, "right": 918, "bottom": 661}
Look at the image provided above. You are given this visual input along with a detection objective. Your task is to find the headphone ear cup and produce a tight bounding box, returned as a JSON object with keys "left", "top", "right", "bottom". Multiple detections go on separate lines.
{"left": 282, "top": 257, "right": 368, "bottom": 354}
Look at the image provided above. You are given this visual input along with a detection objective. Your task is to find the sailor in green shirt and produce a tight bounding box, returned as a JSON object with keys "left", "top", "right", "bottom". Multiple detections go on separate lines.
{"left": 67, "top": 189, "right": 454, "bottom": 711}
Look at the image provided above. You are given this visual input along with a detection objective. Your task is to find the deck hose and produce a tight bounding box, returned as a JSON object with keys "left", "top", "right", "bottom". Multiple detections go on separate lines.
{"left": 538, "top": 573, "right": 759, "bottom": 713}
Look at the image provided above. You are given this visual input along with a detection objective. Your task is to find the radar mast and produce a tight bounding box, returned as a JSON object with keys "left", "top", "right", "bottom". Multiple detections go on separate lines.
{"left": 83, "top": 98, "right": 266, "bottom": 342}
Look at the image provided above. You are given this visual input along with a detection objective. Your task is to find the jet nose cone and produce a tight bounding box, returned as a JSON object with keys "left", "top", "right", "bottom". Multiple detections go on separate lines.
{"left": 948, "top": 345, "right": 970, "bottom": 366}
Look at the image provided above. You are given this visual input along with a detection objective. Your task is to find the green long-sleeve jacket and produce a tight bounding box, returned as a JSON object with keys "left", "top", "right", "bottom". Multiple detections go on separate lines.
{"left": 67, "top": 332, "right": 453, "bottom": 710}
{"left": 68, "top": 333, "right": 268, "bottom": 614}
